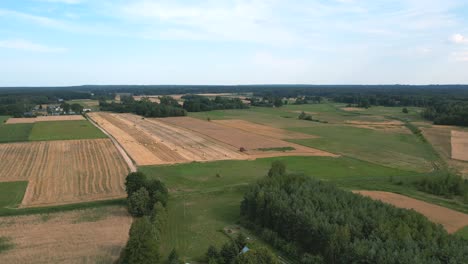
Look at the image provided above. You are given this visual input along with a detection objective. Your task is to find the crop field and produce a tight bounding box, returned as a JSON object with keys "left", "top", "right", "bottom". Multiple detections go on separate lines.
{"left": 66, "top": 99, "right": 100, "bottom": 111}
{"left": 0, "top": 139, "right": 129, "bottom": 207}
{"left": 160, "top": 117, "right": 336, "bottom": 157}
{"left": 0, "top": 182, "right": 28, "bottom": 209}
{"left": 451, "top": 130, "right": 468, "bottom": 162}
{"left": 355, "top": 191, "right": 468, "bottom": 233}
{"left": 0, "top": 206, "right": 131, "bottom": 263}
{"left": 29, "top": 120, "right": 107, "bottom": 141}
{"left": 0, "top": 123, "right": 34, "bottom": 143}
{"left": 88, "top": 112, "right": 247, "bottom": 165}
{"left": 5, "top": 115, "right": 85, "bottom": 124}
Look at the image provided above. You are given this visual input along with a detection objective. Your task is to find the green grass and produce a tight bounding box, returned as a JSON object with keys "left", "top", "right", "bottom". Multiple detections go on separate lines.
{"left": 28, "top": 120, "right": 107, "bottom": 141}
{"left": 454, "top": 226, "right": 468, "bottom": 240}
{"left": 289, "top": 125, "right": 439, "bottom": 172}
{"left": 0, "top": 124, "right": 34, "bottom": 143}
{"left": 0, "top": 116, "right": 9, "bottom": 124}
{"left": 0, "top": 182, "right": 28, "bottom": 209}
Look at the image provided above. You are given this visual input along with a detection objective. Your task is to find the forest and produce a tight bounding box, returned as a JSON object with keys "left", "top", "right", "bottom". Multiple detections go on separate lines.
{"left": 240, "top": 163, "right": 468, "bottom": 264}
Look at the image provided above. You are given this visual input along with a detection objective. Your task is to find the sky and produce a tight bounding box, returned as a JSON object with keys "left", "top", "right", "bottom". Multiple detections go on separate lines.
{"left": 0, "top": 0, "right": 468, "bottom": 86}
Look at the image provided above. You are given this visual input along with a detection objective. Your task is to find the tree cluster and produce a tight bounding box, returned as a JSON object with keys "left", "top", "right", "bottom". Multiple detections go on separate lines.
{"left": 422, "top": 100, "right": 468, "bottom": 126}
{"left": 182, "top": 95, "right": 248, "bottom": 112}
{"left": 240, "top": 167, "right": 468, "bottom": 263}
{"left": 120, "top": 172, "right": 170, "bottom": 264}
{"left": 205, "top": 234, "right": 278, "bottom": 264}
{"left": 415, "top": 172, "right": 468, "bottom": 201}
{"left": 249, "top": 96, "right": 283, "bottom": 108}
{"left": 100, "top": 96, "right": 186, "bottom": 118}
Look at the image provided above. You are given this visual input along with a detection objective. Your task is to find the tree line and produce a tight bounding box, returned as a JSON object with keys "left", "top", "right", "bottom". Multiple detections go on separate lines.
{"left": 240, "top": 162, "right": 468, "bottom": 263}
{"left": 119, "top": 172, "right": 181, "bottom": 264}
{"left": 182, "top": 95, "right": 248, "bottom": 112}
{"left": 100, "top": 96, "right": 186, "bottom": 118}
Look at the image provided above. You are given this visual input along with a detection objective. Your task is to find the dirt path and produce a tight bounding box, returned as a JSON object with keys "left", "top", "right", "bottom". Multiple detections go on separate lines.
{"left": 354, "top": 191, "right": 468, "bottom": 233}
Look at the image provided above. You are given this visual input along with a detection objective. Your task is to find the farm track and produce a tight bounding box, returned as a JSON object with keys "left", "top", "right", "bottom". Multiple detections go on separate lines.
{"left": 0, "top": 139, "right": 129, "bottom": 207}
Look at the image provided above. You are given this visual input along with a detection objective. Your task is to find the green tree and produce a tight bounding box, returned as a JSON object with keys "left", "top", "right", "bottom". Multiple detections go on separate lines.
{"left": 220, "top": 242, "right": 238, "bottom": 264}
{"left": 268, "top": 160, "right": 286, "bottom": 177}
{"left": 402, "top": 107, "right": 409, "bottom": 113}
{"left": 127, "top": 187, "right": 151, "bottom": 217}
{"left": 235, "top": 233, "right": 247, "bottom": 250}
{"left": 121, "top": 217, "right": 160, "bottom": 264}
{"left": 125, "top": 172, "right": 147, "bottom": 197}
{"left": 206, "top": 245, "right": 221, "bottom": 263}
{"left": 70, "top": 103, "right": 83, "bottom": 113}
{"left": 168, "top": 248, "right": 182, "bottom": 264}
{"left": 146, "top": 179, "right": 169, "bottom": 207}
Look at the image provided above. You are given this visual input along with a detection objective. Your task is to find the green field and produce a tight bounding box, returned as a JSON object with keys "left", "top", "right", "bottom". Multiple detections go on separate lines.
{"left": 0, "top": 181, "right": 28, "bottom": 209}
{"left": 66, "top": 99, "right": 100, "bottom": 111}
{"left": 289, "top": 125, "right": 439, "bottom": 172}
{"left": 141, "top": 155, "right": 468, "bottom": 261}
{"left": 0, "top": 116, "right": 9, "bottom": 124}
{"left": 0, "top": 123, "right": 34, "bottom": 143}
{"left": 28, "top": 120, "right": 106, "bottom": 141}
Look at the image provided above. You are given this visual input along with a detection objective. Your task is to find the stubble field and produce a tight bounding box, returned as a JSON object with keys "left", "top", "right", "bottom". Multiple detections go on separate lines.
{"left": 0, "top": 139, "right": 129, "bottom": 207}
{"left": 0, "top": 206, "right": 131, "bottom": 263}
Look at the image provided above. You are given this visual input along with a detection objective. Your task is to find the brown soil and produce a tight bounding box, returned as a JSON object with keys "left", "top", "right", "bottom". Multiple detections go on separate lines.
{"left": 354, "top": 191, "right": 468, "bottom": 233}
{"left": 212, "top": 119, "right": 316, "bottom": 139}
{"left": 5, "top": 115, "right": 85, "bottom": 124}
{"left": 0, "top": 206, "right": 132, "bottom": 264}
{"left": 88, "top": 112, "right": 248, "bottom": 166}
{"left": 160, "top": 117, "right": 337, "bottom": 158}
{"left": 451, "top": 130, "right": 468, "bottom": 161}
{"left": 0, "top": 139, "right": 129, "bottom": 207}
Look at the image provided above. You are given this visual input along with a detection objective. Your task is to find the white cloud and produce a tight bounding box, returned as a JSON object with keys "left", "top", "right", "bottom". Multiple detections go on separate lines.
{"left": 0, "top": 39, "right": 67, "bottom": 52}
{"left": 451, "top": 33, "right": 468, "bottom": 44}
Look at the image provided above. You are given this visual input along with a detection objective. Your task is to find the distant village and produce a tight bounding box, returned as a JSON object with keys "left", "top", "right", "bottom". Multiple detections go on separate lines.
{"left": 25, "top": 98, "right": 92, "bottom": 117}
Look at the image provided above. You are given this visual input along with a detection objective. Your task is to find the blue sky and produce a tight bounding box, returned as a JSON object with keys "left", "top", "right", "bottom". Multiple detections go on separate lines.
{"left": 1, "top": 0, "right": 468, "bottom": 86}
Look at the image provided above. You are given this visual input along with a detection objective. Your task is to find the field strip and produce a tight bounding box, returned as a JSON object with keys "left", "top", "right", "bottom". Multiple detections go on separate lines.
{"left": 87, "top": 114, "right": 137, "bottom": 172}
{"left": 451, "top": 130, "right": 468, "bottom": 162}
{"left": 212, "top": 119, "right": 316, "bottom": 139}
{"left": 354, "top": 190, "right": 468, "bottom": 233}
{"left": 6, "top": 115, "right": 85, "bottom": 124}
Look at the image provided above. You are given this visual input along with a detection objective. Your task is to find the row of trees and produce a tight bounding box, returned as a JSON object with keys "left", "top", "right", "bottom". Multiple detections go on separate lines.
{"left": 182, "top": 95, "right": 248, "bottom": 112}
{"left": 415, "top": 172, "right": 468, "bottom": 201}
{"left": 205, "top": 234, "right": 279, "bottom": 264}
{"left": 100, "top": 96, "right": 186, "bottom": 118}
{"left": 120, "top": 172, "right": 174, "bottom": 264}
{"left": 240, "top": 162, "right": 468, "bottom": 263}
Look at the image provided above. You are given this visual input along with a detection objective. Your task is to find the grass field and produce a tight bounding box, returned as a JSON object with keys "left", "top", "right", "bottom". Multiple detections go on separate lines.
{"left": 28, "top": 120, "right": 106, "bottom": 141}
{"left": 141, "top": 155, "right": 468, "bottom": 261}
{"left": 0, "top": 182, "right": 28, "bottom": 209}
{"left": 455, "top": 226, "right": 468, "bottom": 240}
{"left": 0, "top": 124, "right": 34, "bottom": 143}
{"left": 0, "top": 116, "right": 9, "bottom": 124}
{"left": 289, "top": 125, "right": 439, "bottom": 172}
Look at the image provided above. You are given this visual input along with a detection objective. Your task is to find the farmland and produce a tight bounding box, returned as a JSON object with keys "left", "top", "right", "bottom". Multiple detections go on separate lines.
{"left": 0, "top": 206, "right": 131, "bottom": 263}
{"left": 451, "top": 130, "right": 468, "bottom": 162}
{"left": 29, "top": 120, "right": 106, "bottom": 141}
{"left": 0, "top": 139, "right": 129, "bottom": 207}
{"left": 6, "top": 115, "right": 85, "bottom": 124}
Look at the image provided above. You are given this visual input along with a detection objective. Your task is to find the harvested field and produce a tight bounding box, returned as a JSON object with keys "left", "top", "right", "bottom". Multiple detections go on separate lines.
{"left": 0, "top": 206, "right": 132, "bottom": 263}
{"left": 88, "top": 112, "right": 247, "bottom": 165}
{"left": 133, "top": 95, "right": 160, "bottom": 103}
{"left": 0, "top": 139, "right": 129, "bottom": 207}
{"left": 5, "top": 115, "right": 85, "bottom": 124}
{"left": 345, "top": 120, "right": 410, "bottom": 134}
{"left": 213, "top": 119, "right": 316, "bottom": 139}
{"left": 160, "top": 117, "right": 337, "bottom": 157}
{"left": 451, "top": 130, "right": 468, "bottom": 161}
{"left": 342, "top": 107, "right": 363, "bottom": 111}
{"left": 355, "top": 191, "right": 468, "bottom": 233}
